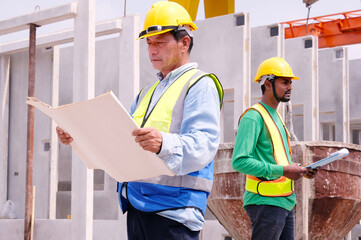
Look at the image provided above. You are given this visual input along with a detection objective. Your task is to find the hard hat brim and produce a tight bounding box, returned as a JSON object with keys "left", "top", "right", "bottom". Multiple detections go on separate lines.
{"left": 254, "top": 75, "right": 300, "bottom": 83}
{"left": 137, "top": 29, "right": 174, "bottom": 40}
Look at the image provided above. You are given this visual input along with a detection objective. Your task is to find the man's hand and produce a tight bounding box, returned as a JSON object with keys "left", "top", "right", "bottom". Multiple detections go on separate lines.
{"left": 56, "top": 127, "right": 73, "bottom": 145}
{"left": 132, "top": 127, "right": 163, "bottom": 154}
{"left": 283, "top": 163, "right": 309, "bottom": 180}
{"left": 303, "top": 168, "right": 319, "bottom": 179}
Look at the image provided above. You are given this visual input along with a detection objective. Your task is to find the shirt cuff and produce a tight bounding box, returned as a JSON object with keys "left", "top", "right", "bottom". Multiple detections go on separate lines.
{"left": 158, "top": 132, "right": 183, "bottom": 174}
{"left": 270, "top": 164, "right": 284, "bottom": 177}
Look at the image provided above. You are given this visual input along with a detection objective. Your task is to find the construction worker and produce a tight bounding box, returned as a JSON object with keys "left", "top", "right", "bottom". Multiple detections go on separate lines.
{"left": 57, "top": 1, "right": 223, "bottom": 239}
{"left": 232, "top": 57, "right": 316, "bottom": 240}
{"left": 120, "top": 1, "right": 223, "bottom": 239}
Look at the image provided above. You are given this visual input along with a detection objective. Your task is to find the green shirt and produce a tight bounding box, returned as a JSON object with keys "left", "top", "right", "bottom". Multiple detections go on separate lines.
{"left": 232, "top": 102, "right": 296, "bottom": 211}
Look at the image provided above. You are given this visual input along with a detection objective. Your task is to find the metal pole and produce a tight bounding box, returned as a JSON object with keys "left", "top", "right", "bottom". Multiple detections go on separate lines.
{"left": 24, "top": 23, "right": 37, "bottom": 240}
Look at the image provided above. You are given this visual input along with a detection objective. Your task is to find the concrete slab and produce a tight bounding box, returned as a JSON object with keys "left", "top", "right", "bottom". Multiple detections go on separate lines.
{"left": 7, "top": 49, "right": 53, "bottom": 219}
{"left": 0, "top": 19, "right": 123, "bottom": 54}
{"left": 350, "top": 59, "right": 361, "bottom": 120}
{"left": 285, "top": 36, "right": 319, "bottom": 141}
{"left": 0, "top": 55, "right": 10, "bottom": 208}
{"left": 0, "top": 2, "right": 77, "bottom": 35}
{"left": 71, "top": 0, "right": 95, "bottom": 238}
{"left": 0, "top": 219, "right": 126, "bottom": 240}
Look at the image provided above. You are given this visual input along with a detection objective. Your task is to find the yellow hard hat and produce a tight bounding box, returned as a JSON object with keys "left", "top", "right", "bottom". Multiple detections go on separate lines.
{"left": 138, "top": 1, "right": 197, "bottom": 39}
{"left": 254, "top": 57, "right": 299, "bottom": 83}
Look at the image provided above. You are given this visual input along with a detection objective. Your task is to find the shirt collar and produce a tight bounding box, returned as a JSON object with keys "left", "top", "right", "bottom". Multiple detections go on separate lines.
{"left": 156, "top": 63, "right": 198, "bottom": 81}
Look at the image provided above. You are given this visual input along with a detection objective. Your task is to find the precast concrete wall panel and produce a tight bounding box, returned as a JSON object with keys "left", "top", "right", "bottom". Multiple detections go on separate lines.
{"left": 285, "top": 38, "right": 314, "bottom": 108}
{"left": 194, "top": 13, "right": 248, "bottom": 142}
{"left": 0, "top": 55, "right": 10, "bottom": 209}
{"left": 285, "top": 37, "right": 315, "bottom": 141}
{"left": 350, "top": 59, "right": 361, "bottom": 120}
{"left": 250, "top": 25, "right": 279, "bottom": 105}
{"left": 95, "top": 37, "right": 120, "bottom": 98}
{"left": 58, "top": 46, "right": 74, "bottom": 193}
{"left": 139, "top": 41, "right": 157, "bottom": 89}
{"left": 192, "top": 14, "right": 245, "bottom": 89}
{"left": 318, "top": 47, "right": 345, "bottom": 142}
{"left": 0, "top": 219, "right": 124, "bottom": 240}
{"left": 8, "top": 52, "right": 28, "bottom": 219}
{"left": 8, "top": 48, "right": 53, "bottom": 219}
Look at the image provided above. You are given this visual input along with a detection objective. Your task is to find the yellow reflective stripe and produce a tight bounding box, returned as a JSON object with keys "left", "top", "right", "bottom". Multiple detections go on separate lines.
{"left": 133, "top": 69, "right": 223, "bottom": 133}
{"left": 132, "top": 82, "right": 159, "bottom": 127}
{"left": 252, "top": 103, "right": 290, "bottom": 166}
{"left": 189, "top": 73, "right": 224, "bottom": 109}
{"left": 276, "top": 111, "right": 292, "bottom": 155}
{"left": 133, "top": 69, "right": 199, "bottom": 132}
{"left": 246, "top": 175, "right": 294, "bottom": 197}
{"left": 144, "top": 69, "right": 199, "bottom": 132}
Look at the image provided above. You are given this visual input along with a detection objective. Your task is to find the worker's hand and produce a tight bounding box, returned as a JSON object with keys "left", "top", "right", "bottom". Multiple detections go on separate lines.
{"left": 56, "top": 127, "right": 73, "bottom": 145}
{"left": 283, "top": 163, "right": 308, "bottom": 180}
{"left": 132, "top": 127, "right": 163, "bottom": 154}
{"left": 303, "top": 167, "right": 319, "bottom": 179}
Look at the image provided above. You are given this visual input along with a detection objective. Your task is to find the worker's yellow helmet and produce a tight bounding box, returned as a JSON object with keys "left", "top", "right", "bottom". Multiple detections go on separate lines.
{"left": 254, "top": 57, "right": 299, "bottom": 83}
{"left": 138, "top": 1, "right": 197, "bottom": 39}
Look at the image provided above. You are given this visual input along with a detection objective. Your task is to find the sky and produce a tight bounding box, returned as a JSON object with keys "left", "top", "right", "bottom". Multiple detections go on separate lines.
{"left": 1, "top": 0, "right": 361, "bottom": 59}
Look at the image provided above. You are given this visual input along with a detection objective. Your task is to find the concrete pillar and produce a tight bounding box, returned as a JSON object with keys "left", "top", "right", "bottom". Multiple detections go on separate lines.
{"left": 0, "top": 55, "right": 10, "bottom": 208}
{"left": 277, "top": 24, "right": 286, "bottom": 123}
{"left": 342, "top": 48, "right": 350, "bottom": 143}
{"left": 117, "top": 15, "right": 140, "bottom": 111}
{"left": 234, "top": 12, "right": 251, "bottom": 133}
{"left": 49, "top": 46, "right": 60, "bottom": 219}
{"left": 304, "top": 36, "right": 319, "bottom": 141}
{"left": 71, "top": 0, "right": 95, "bottom": 239}
{"left": 115, "top": 14, "right": 140, "bottom": 238}
{"left": 277, "top": 24, "right": 285, "bottom": 58}
{"left": 242, "top": 12, "right": 251, "bottom": 111}
{"left": 300, "top": 173, "right": 310, "bottom": 240}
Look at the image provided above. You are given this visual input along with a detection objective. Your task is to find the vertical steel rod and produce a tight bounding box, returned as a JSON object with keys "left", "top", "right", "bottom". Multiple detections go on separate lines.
{"left": 24, "top": 23, "right": 37, "bottom": 240}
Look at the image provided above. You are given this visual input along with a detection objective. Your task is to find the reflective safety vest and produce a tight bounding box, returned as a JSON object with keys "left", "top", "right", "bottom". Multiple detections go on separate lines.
{"left": 242, "top": 103, "right": 294, "bottom": 197}
{"left": 120, "top": 68, "right": 223, "bottom": 214}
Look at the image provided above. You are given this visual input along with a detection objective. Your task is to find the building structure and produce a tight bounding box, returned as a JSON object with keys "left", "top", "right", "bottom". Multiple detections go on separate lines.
{"left": 0, "top": 1, "right": 360, "bottom": 239}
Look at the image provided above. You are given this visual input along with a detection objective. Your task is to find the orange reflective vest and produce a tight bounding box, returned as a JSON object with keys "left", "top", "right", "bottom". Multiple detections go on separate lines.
{"left": 242, "top": 103, "right": 294, "bottom": 197}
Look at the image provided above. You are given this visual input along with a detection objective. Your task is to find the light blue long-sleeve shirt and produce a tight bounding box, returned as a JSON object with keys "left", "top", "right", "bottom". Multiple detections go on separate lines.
{"left": 125, "top": 62, "right": 221, "bottom": 231}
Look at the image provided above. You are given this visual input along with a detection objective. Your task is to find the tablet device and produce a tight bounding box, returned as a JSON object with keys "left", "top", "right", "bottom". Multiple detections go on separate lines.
{"left": 305, "top": 148, "right": 349, "bottom": 169}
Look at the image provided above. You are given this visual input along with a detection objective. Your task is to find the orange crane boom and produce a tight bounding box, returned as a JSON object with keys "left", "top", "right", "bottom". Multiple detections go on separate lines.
{"left": 281, "top": 10, "right": 361, "bottom": 48}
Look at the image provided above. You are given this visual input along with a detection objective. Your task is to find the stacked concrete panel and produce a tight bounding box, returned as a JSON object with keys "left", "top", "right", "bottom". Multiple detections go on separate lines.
{"left": 318, "top": 47, "right": 350, "bottom": 143}
{"left": 350, "top": 59, "right": 361, "bottom": 120}
{"left": 0, "top": 55, "right": 10, "bottom": 212}
{"left": 284, "top": 36, "right": 319, "bottom": 142}
{"left": 250, "top": 25, "right": 280, "bottom": 106}
{"left": 193, "top": 13, "right": 250, "bottom": 142}
{"left": 7, "top": 49, "right": 53, "bottom": 219}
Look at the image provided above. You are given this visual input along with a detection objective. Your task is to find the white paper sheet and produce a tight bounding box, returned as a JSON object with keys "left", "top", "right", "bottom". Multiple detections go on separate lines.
{"left": 26, "top": 91, "right": 174, "bottom": 182}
